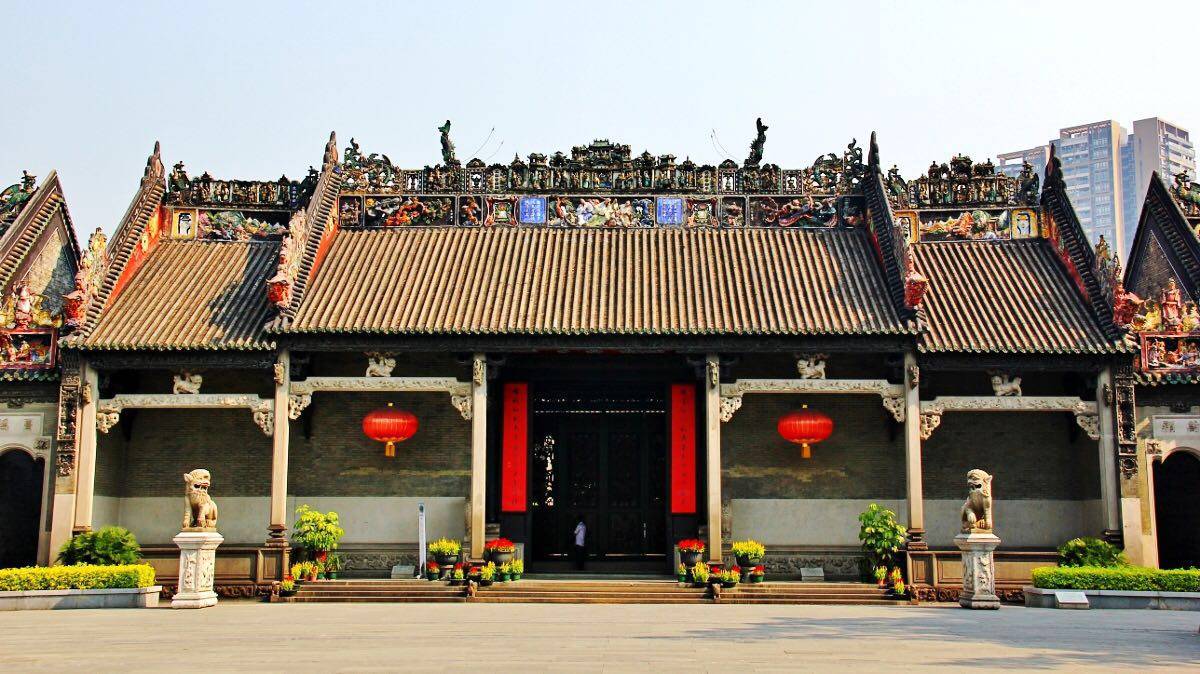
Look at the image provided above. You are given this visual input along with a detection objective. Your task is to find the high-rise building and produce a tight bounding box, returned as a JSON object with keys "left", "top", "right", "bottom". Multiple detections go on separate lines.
{"left": 999, "top": 118, "right": 1195, "bottom": 257}
{"left": 1049, "top": 121, "right": 1128, "bottom": 254}
{"left": 997, "top": 146, "right": 1049, "bottom": 182}
{"left": 1127, "top": 117, "right": 1196, "bottom": 235}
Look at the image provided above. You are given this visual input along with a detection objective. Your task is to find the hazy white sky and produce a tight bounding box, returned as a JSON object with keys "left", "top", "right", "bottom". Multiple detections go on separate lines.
{"left": 3, "top": 0, "right": 1198, "bottom": 233}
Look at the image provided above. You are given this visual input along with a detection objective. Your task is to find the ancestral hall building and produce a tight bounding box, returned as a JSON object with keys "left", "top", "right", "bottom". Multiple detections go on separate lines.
{"left": 1, "top": 121, "right": 1191, "bottom": 599}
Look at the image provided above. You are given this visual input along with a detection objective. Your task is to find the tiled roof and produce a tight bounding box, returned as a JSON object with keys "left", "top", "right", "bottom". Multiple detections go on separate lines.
{"left": 0, "top": 172, "right": 79, "bottom": 293}
{"left": 78, "top": 240, "right": 278, "bottom": 350}
{"left": 286, "top": 227, "right": 913, "bottom": 337}
{"left": 914, "top": 240, "right": 1127, "bottom": 354}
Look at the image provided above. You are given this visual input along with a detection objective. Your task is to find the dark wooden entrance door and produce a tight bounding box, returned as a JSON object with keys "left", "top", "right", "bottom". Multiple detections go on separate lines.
{"left": 1154, "top": 451, "right": 1200, "bottom": 569}
{"left": 529, "top": 411, "right": 667, "bottom": 570}
{"left": 0, "top": 450, "right": 43, "bottom": 568}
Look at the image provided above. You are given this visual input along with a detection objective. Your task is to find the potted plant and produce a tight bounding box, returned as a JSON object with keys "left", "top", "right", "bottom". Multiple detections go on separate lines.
{"left": 676, "top": 563, "right": 688, "bottom": 583}
{"left": 677, "top": 538, "right": 705, "bottom": 567}
{"left": 873, "top": 565, "right": 888, "bottom": 588}
{"left": 858, "top": 503, "right": 906, "bottom": 582}
{"left": 731, "top": 540, "right": 766, "bottom": 568}
{"left": 449, "top": 565, "right": 465, "bottom": 586}
{"left": 749, "top": 565, "right": 765, "bottom": 583}
{"left": 889, "top": 567, "right": 903, "bottom": 589}
{"left": 279, "top": 578, "right": 297, "bottom": 597}
{"left": 467, "top": 565, "right": 482, "bottom": 584}
{"left": 708, "top": 562, "right": 724, "bottom": 585}
{"left": 892, "top": 578, "right": 907, "bottom": 599}
{"left": 426, "top": 561, "right": 440, "bottom": 581}
{"left": 498, "top": 562, "right": 512, "bottom": 583}
{"left": 291, "top": 561, "right": 318, "bottom": 583}
{"left": 484, "top": 538, "right": 516, "bottom": 566}
{"left": 720, "top": 567, "right": 740, "bottom": 589}
{"left": 292, "top": 505, "right": 345, "bottom": 565}
{"left": 479, "top": 562, "right": 496, "bottom": 587}
{"left": 428, "top": 538, "right": 462, "bottom": 568}
{"left": 323, "top": 553, "right": 343, "bottom": 580}
{"left": 510, "top": 559, "right": 523, "bottom": 581}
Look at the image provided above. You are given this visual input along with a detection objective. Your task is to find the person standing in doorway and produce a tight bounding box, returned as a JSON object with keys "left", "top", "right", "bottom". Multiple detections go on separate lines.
{"left": 573, "top": 515, "right": 587, "bottom": 571}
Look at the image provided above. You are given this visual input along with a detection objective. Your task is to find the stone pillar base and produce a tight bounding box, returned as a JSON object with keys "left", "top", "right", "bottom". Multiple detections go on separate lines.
{"left": 172, "top": 530, "right": 224, "bottom": 609}
{"left": 954, "top": 531, "right": 1000, "bottom": 610}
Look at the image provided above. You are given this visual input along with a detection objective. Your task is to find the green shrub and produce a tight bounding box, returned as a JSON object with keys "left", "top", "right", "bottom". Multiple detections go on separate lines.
{"left": 57, "top": 526, "right": 141, "bottom": 566}
{"left": 1057, "top": 537, "right": 1126, "bottom": 568}
{"left": 292, "top": 505, "right": 345, "bottom": 555}
{"left": 0, "top": 564, "right": 155, "bottom": 591}
{"left": 1032, "top": 566, "right": 1200, "bottom": 592}
{"left": 858, "top": 503, "right": 907, "bottom": 571}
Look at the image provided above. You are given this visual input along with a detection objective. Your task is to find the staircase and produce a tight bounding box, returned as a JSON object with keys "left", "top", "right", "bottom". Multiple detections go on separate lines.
{"left": 474, "top": 579, "right": 709, "bottom": 604}
{"left": 278, "top": 579, "right": 466, "bottom": 603}
{"left": 715, "top": 582, "right": 898, "bottom": 606}
{"left": 273, "top": 578, "right": 903, "bottom": 605}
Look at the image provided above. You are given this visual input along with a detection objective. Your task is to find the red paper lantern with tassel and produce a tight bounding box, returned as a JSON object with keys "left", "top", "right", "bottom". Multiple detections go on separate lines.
{"left": 362, "top": 403, "right": 418, "bottom": 457}
{"left": 777, "top": 405, "right": 833, "bottom": 459}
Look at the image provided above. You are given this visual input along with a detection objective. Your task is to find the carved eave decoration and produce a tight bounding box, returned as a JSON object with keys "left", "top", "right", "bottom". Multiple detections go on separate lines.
{"left": 96, "top": 393, "right": 275, "bottom": 436}
{"left": 718, "top": 378, "right": 906, "bottom": 423}
{"left": 917, "top": 396, "right": 1099, "bottom": 441}
{"left": 287, "top": 376, "right": 474, "bottom": 421}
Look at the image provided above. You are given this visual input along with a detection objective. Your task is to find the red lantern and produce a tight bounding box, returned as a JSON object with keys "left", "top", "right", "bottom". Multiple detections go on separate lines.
{"left": 777, "top": 405, "right": 833, "bottom": 459}
{"left": 362, "top": 403, "right": 418, "bottom": 457}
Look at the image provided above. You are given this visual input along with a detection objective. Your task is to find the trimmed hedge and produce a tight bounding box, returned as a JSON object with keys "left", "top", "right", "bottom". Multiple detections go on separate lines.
{"left": 1032, "top": 566, "right": 1200, "bottom": 593}
{"left": 0, "top": 565, "right": 156, "bottom": 592}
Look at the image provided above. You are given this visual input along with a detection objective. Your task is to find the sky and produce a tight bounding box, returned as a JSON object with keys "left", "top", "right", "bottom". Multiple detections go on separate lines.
{"left": 3, "top": 0, "right": 1199, "bottom": 234}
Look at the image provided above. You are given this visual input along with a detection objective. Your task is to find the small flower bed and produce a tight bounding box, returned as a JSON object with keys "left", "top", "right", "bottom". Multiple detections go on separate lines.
{"left": 1032, "top": 566, "right": 1200, "bottom": 592}
{"left": 0, "top": 564, "right": 155, "bottom": 591}
{"left": 677, "top": 538, "right": 706, "bottom": 553}
{"left": 719, "top": 567, "right": 740, "bottom": 586}
{"left": 484, "top": 538, "right": 516, "bottom": 553}
{"left": 290, "top": 561, "right": 319, "bottom": 581}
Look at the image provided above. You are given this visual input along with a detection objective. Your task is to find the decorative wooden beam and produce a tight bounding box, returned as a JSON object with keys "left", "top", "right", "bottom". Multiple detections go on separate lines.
{"left": 917, "top": 396, "right": 1099, "bottom": 440}
{"left": 718, "top": 378, "right": 906, "bottom": 423}
{"left": 95, "top": 393, "right": 275, "bottom": 436}
{"left": 287, "top": 376, "right": 473, "bottom": 420}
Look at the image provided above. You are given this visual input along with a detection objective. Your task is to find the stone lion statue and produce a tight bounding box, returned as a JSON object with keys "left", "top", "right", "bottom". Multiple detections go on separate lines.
{"left": 173, "top": 372, "right": 203, "bottom": 395}
{"left": 183, "top": 469, "right": 218, "bottom": 530}
{"left": 960, "top": 469, "right": 993, "bottom": 532}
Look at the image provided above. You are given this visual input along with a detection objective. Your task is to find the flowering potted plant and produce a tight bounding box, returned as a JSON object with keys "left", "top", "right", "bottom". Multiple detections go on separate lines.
{"left": 484, "top": 538, "right": 516, "bottom": 566}
{"left": 888, "top": 567, "right": 904, "bottom": 592}
{"left": 498, "top": 562, "right": 512, "bottom": 582}
{"left": 292, "top": 505, "right": 345, "bottom": 564}
{"left": 279, "top": 577, "right": 297, "bottom": 597}
{"left": 426, "top": 561, "right": 440, "bottom": 581}
{"left": 731, "top": 540, "right": 766, "bottom": 568}
{"left": 479, "top": 562, "right": 497, "bottom": 586}
{"left": 510, "top": 559, "right": 524, "bottom": 581}
{"left": 691, "top": 562, "right": 710, "bottom": 588}
{"left": 467, "top": 565, "right": 482, "bottom": 583}
{"left": 290, "top": 561, "right": 319, "bottom": 582}
{"left": 449, "top": 564, "right": 465, "bottom": 586}
{"left": 720, "top": 567, "right": 741, "bottom": 589}
{"left": 892, "top": 578, "right": 907, "bottom": 599}
{"left": 677, "top": 539, "right": 706, "bottom": 567}
{"left": 749, "top": 565, "right": 765, "bottom": 583}
{"left": 707, "top": 562, "right": 724, "bottom": 585}
{"left": 428, "top": 538, "right": 462, "bottom": 567}
{"left": 873, "top": 565, "right": 888, "bottom": 588}
{"left": 676, "top": 563, "right": 688, "bottom": 583}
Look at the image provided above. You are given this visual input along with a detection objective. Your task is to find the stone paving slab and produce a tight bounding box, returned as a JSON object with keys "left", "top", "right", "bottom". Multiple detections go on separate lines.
{"left": 0, "top": 601, "right": 1197, "bottom": 672}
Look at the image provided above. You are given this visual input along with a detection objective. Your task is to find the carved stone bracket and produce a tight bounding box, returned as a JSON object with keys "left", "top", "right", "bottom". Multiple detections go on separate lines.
{"left": 917, "top": 396, "right": 1098, "bottom": 440}
{"left": 95, "top": 393, "right": 275, "bottom": 436}
{"left": 288, "top": 376, "right": 473, "bottom": 421}
{"left": 719, "top": 378, "right": 905, "bottom": 423}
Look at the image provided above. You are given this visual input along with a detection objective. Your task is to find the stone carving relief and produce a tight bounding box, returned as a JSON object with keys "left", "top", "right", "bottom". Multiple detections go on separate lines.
{"left": 989, "top": 373, "right": 1021, "bottom": 397}
{"left": 796, "top": 354, "right": 827, "bottom": 380}
{"left": 451, "top": 394, "right": 472, "bottom": 420}
{"left": 365, "top": 353, "right": 396, "bottom": 377}
{"left": 287, "top": 393, "right": 312, "bottom": 420}
{"left": 472, "top": 357, "right": 486, "bottom": 387}
{"left": 172, "top": 372, "right": 203, "bottom": 395}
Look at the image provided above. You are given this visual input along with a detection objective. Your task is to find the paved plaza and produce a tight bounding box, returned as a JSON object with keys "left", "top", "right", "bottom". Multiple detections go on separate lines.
{"left": 1, "top": 602, "right": 1197, "bottom": 672}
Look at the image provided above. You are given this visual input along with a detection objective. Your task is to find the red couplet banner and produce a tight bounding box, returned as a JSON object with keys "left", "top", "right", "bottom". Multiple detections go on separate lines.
{"left": 500, "top": 382, "right": 528, "bottom": 512}
{"left": 670, "top": 383, "right": 697, "bottom": 514}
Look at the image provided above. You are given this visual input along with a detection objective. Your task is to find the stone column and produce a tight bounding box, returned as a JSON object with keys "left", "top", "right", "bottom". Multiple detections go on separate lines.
{"left": 1095, "top": 367, "right": 1121, "bottom": 539}
{"left": 704, "top": 354, "right": 722, "bottom": 564}
{"left": 469, "top": 354, "right": 487, "bottom": 560}
{"left": 267, "top": 350, "right": 290, "bottom": 547}
{"left": 955, "top": 531, "right": 1001, "bottom": 609}
{"left": 71, "top": 363, "right": 99, "bottom": 534}
{"left": 903, "top": 352, "right": 926, "bottom": 549}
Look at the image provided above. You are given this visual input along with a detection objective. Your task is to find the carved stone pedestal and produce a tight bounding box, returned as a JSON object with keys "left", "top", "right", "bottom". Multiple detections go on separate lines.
{"left": 172, "top": 530, "right": 223, "bottom": 609}
{"left": 954, "top": 532, "right": 1000, "bottom": 610}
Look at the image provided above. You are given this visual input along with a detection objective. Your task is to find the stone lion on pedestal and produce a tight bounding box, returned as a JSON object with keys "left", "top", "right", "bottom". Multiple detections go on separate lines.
{"left": 960, "top": 469, "right": 993, "bottom": 532}
{"left": 183, "top": 469, "right": 218, "bottom": 530}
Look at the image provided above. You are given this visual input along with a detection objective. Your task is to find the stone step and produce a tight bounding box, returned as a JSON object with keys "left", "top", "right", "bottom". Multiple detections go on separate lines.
{"left": 279, "top": 595, "right": 467, "bottom": 603}
{"left": 471, "top": 596, "right": 710, "bottom": 604}
{"left": 717, "top": 598, "right": 903, "bottom": 606}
